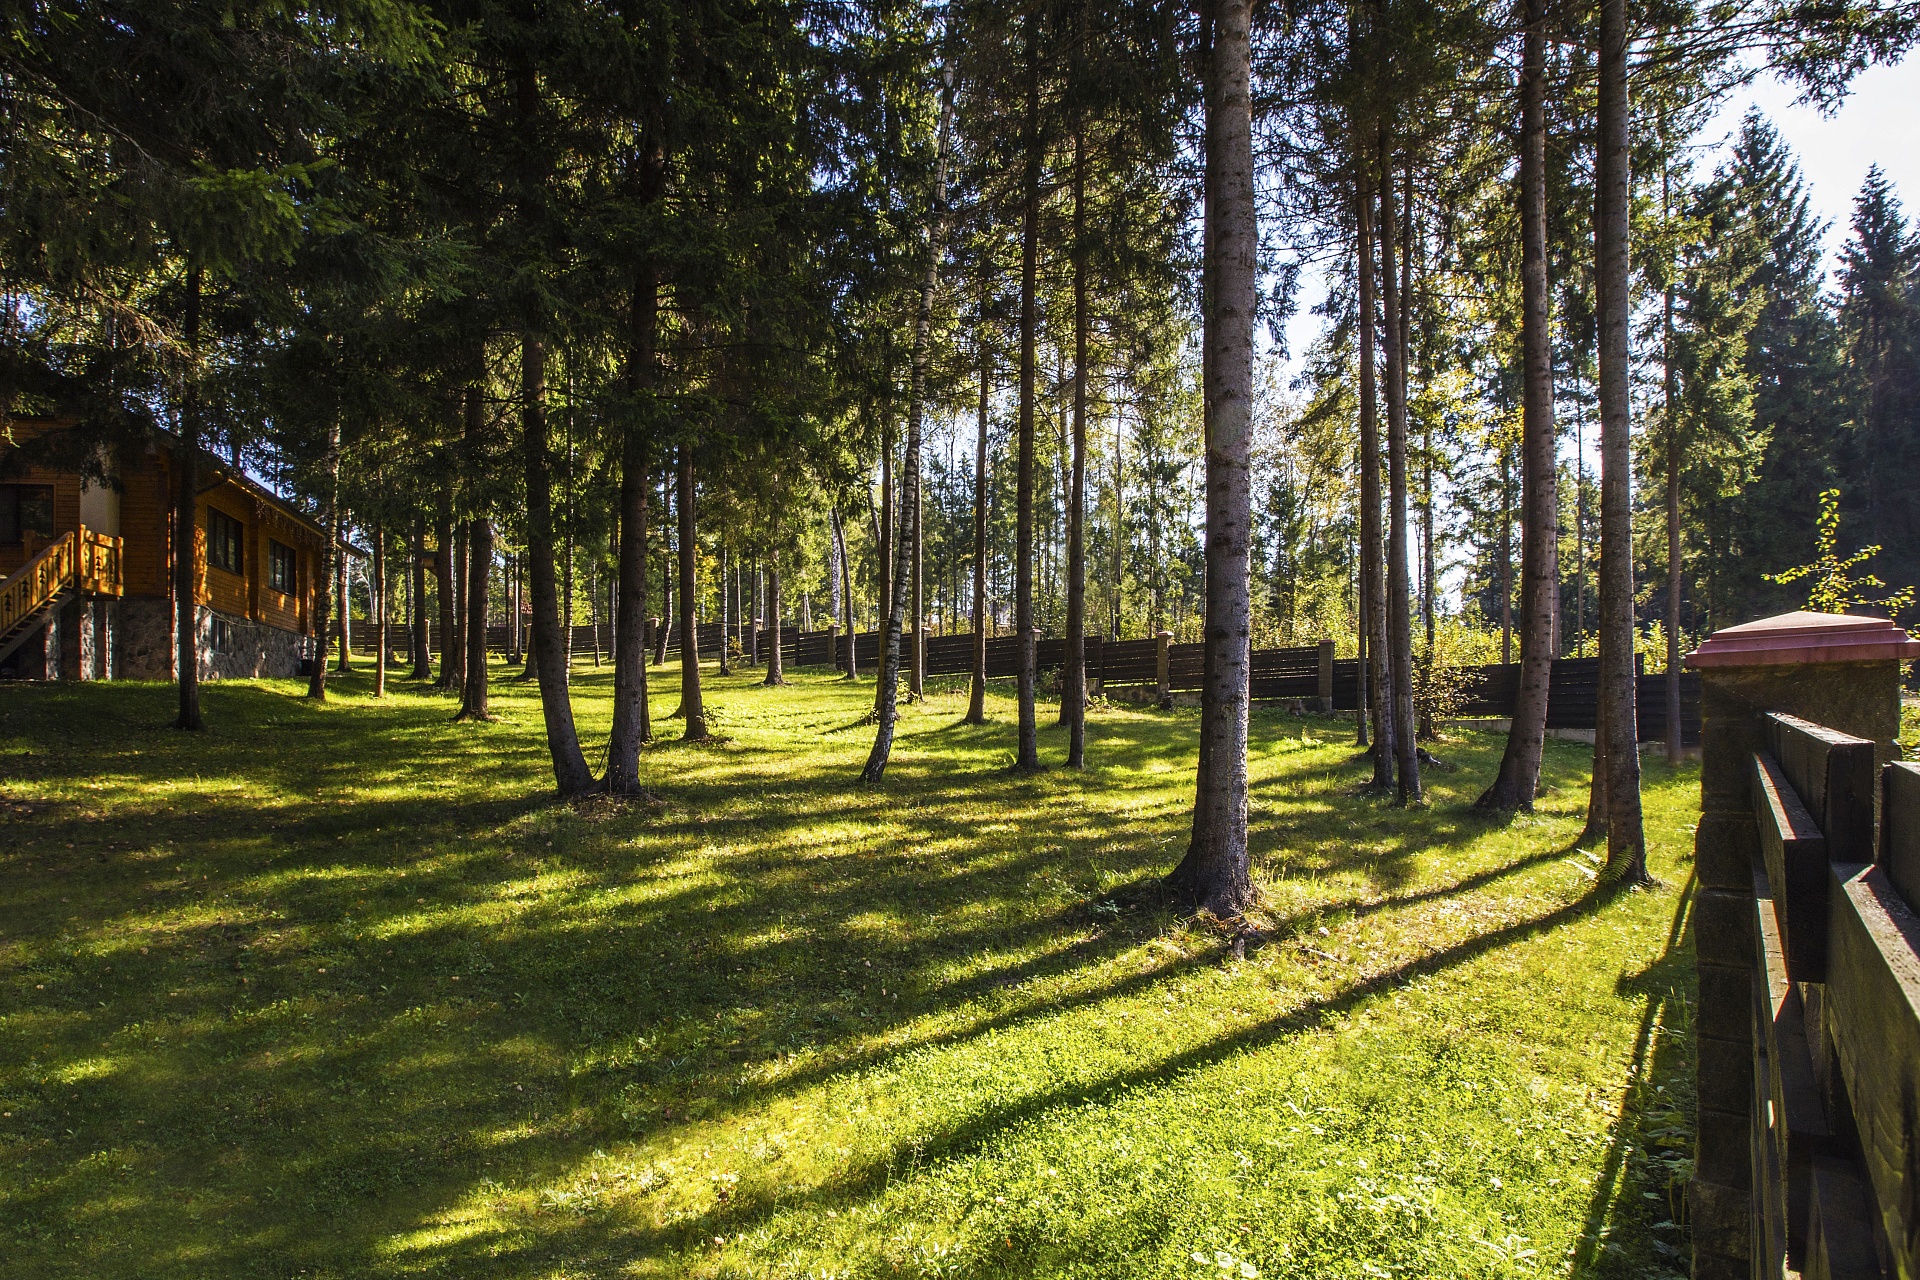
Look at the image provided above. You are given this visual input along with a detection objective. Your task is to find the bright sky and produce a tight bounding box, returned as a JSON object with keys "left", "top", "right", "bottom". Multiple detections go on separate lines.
{"left": 1704, "top": 56, "right": 1920, "bottom": 273}
{"left": 1267, "top": 54, "right": 1915, "bottom": 609}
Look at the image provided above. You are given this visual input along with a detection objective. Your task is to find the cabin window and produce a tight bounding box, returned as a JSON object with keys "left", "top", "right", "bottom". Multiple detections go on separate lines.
{"left": 211, "top": 617, "right": 234, "bottom": 653}
{"left": 0, "top": 484, "right": 54, "bottom": 543}
{"left": 207, "top": 507, "right": 244, "bottom": 575}
{"left": 268, "top": 539, "right": 296, "bottom": 593}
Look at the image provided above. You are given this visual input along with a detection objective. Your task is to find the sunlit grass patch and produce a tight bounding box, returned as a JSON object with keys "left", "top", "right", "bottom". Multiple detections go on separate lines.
{"left": 2, "top": 665, "right": 1695, "bottom": 1277}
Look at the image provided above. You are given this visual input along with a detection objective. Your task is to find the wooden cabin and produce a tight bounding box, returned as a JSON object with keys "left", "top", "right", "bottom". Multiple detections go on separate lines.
{"left": 1, "top": 417, "right": 329, "bottom": 681}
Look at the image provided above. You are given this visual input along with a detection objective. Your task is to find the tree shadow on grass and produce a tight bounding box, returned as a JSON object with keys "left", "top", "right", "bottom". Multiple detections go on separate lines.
{"left": 1572, "top": 870, "right": 1697, "bottom": 1276}
{"left": 366, "top": 873, "right": 1652, "bottom": 1276}
{"left": 0, "top": 670, "right": 1676, "bottom": 1279}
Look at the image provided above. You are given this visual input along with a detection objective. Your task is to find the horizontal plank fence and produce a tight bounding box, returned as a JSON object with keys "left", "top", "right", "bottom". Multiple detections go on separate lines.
{"left": 337, "top": 614, "right": 1696, "bottom": 740}
{"left": 1740, "top": 710, "right": 1919, "bottom": 1276}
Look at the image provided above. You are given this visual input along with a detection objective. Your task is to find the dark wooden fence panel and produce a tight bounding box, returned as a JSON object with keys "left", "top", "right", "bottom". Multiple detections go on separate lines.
{"left": 1102, "top": 637, "right": 1161, "bottom": 685}
{"left": 1744, "top": 712, "right": 1919, "bottom": 1277}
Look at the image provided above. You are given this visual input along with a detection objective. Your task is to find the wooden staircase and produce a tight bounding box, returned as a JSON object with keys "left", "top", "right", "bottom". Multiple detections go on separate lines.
{"left": 0, "top": 528, "right": 124, "bottom": 666}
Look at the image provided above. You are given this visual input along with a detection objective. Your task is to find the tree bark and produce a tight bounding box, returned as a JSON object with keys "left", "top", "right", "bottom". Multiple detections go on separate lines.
{"left": 372, "top": 522, "right": 387, "bottom": 698}
{"left": 307, "top": 419, "right": 339, "bottom": 701}
{"left": 1499, "top": 446, "right": 1513, "bottom": 665}
{"left": 521, "top": 334, "right": 596, "bottom": 795}
{"left": 172, "top": 265, "right": 205, "bottom": 729}
{"left": 335, "top": 515, "right": 352, "bottom": 672}
{"left": 1014, "top": 19, "right": 1043, "bottom": 773}
{"left": 410, "top": 518, "right": 431, "bottom": 679}
{"left": 874, "top": 423, "right": 892, "bottom": 712}
{"left": 718, "top": 542, "right": 733, "bottom": 675}
{"left": 1378, "top": 132, "right": 1421, "bottom": 803}
{"left": 459, "top": 516, "right": 492, "bottom": 719}
{"left": 1064, "top": 121, "right": 1089, "bottom": 769}
{"left": 677, "top": 442, "right": 707, "bottom": 739}
{"left": 1662, "top": 176, "right": 1683, "bottom": 766}
{"left": 1477, "top": 0, "right": 1558, "bottom": 811}
{"left": 654, "top": 496, "right": 672, "bottom": 668}
{"left": 450, "top": 525, "right": 467, "bottom": 687}
{"left": 1596, "top": 0, "right": 1647, "bottom": 878}
{"left": 1168, "top": 0, "right": 1256, "bottom": 916}
{"left": 864, "top": 71, "right": 950, "bottom": 779}
{"left": 764, "top": 522, "right": 786, "bottom": 687}
{"left": 605, "top": 260, "right": 654, "bottom": 792}
{"left": 833, "top": 504, "right": 857, "bottom": 679}
{"left": 968, "top": 329, "right": 990, "bottom": 725}
{"left": 1357, "top": 169, "right": 1393, "bottom": 787}
{"left": 435, "top": 514, "right": 457, "bottom": 688}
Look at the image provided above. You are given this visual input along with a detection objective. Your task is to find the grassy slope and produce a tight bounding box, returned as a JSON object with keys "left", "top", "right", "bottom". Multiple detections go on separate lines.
{"left": 1, "top": 667, "right": 1696, "bottom": 1279}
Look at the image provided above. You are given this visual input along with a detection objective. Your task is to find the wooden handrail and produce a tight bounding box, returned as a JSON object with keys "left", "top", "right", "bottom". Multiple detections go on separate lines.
{"left": 0, "top": 525, "right": 125, "bottom": 636}
{"left": 1, "top": 531, "right": 75, "bottom": 635}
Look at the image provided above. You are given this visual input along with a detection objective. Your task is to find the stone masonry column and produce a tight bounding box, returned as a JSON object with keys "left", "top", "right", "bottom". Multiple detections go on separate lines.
{"left": 1685, "top": 610, "right": 1915, "bottom": 1279}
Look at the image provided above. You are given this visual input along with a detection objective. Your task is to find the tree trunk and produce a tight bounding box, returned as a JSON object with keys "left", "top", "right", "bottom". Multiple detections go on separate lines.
{"left": 336, "top": 518, "right": 353, "bottom": 673}
{"left": 308, "top": 419, "right": 339, "bottom": 701}
{"left": 410, "top": 518, "right": 431, "bottom": 679}
{"left": 521, "top": 334, "right": 596, "bottom": 795}
{"left": 435, "top": 515, "right": 457, "bottom": 688}
{"left": 1357, "top": 169, "right": 1393, "bottom": 787}
{"left": 1355, "top": 586, "right": 1370, "bottom": 745}
{"left": 677, "top": 442, "right": 707, "bottom": 739}
{"left": 459, "top": 517, "right": 492, "bottom": 719}
{"left": 605, "top": 264, "right": 655, "bottom": 792}
{"left": 911, "top": 482, "right": 925, "bottom": 701}
{"left": 1378, "top": 133, "right": 1421, "bottom": 803}
{"left": 1014, "top": 19, "right": 1043, "bottom": 773}
{"left": 1663, "top": 206, "right": 1683, "bottom": 765}
{"left": 864, "top": 72, "right": 950, "bottom": 779}
{"left": 718, "top": 542, "right": 733, "bottom": 676}
{"left": 1499, "top": 446, "right": 1513, "bottom": 665}
{"left": 450, "top": 525, "right": 467, "bottom": 688}
{"left": 968, "top": 323, "right": 991, "bottom": 725}
{"left": 764, "top": 524, "right": 786, "bottom": 688}
{"left": 1477, "top": 0, "right": 1557, "bottom": 811}
{"left": 1064, "top": 121, "right": 1089, "bottom": 769}
{"left": 1596, "top": 0, "right": 1647, "bottom": 879}
{"left": 874, "top": 424, "right": 892, "bottom": 712}
{"left": 172, "top": 266, "right": 205, "bottom": 729}
{"left": 372, "top": 522, "right": 387, "bottom": 698}
{"left": 1167, "top": 0, "right": 1256, "bottom": 916}
{"left": 833, "top": 505, "right": 857, "bottom": 679}
{"left": 654, "top": 500, "right": 672, "bottom": 668}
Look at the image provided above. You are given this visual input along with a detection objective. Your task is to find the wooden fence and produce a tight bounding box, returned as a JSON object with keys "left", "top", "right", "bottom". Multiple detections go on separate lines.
{"left": 347, "top": 615, "right": 1698, "bottom": 741}
{"left": 1742, "top": 710, "right": 1920, "bottom": 1275}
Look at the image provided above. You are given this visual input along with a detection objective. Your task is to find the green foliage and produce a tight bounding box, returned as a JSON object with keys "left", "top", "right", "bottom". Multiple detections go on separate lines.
{"left": 2, "top": 668, "right": 1699, "bottom": 1277}
{"left": 1765, "top": 487, "right": 1916, "bottom": 618}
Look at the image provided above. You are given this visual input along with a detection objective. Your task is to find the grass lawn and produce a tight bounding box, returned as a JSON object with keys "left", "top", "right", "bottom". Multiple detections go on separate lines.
{"left": 1, "top": 664, "right": 1698, "bottom": 1279}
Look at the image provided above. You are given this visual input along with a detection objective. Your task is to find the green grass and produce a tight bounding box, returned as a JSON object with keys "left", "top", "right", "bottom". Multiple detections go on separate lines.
{"left": 1, "top": 665, "right": 1698, "bottom": 1279}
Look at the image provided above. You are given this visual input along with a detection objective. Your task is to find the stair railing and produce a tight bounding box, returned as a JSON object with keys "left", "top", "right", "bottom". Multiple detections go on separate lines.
{"left": 1, "top": 531, "right": 75, "bottom": 636}
{"left": 0, "top": 525, "right": 125, "bottom": 638}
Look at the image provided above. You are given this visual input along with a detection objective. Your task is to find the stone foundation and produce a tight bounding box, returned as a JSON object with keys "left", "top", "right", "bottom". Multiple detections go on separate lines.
{"left": 100, "top": 596, "right": 314, "bottom": 681}
{"left": 201, "top": 607, "right": 313, "bottom": 679}
{"left": 115, "top": 595, "right": 176, "bottom": 680}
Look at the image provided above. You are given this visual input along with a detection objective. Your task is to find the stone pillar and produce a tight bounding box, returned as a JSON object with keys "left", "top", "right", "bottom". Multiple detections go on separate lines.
{"left": 59, "top": 595, "right": 87, "bottom": 680}
{"left": 1317, "top": 638, "right": 1336, "bottom": 713}
{"left": 1685, "top": 610, "right": 1915, "bottom": 1279}
{"left": 93, "top": 597, "right": 116, "bottom": 679}
{"left": 1155, "top": 630, "right": 1173, "bottom": 710}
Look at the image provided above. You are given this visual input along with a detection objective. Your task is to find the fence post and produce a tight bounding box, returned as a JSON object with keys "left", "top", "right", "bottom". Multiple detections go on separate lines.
{"left": 828, "top": 621, "right": 839, "bottom": 672}
{"left": 1317, "top": 638, "right": 1335, "bottom": 714}
{"left": 1156, "top": 630, "right": 1173, "bottom": 710}
{"left": 1685, "top": 611, "right": 1916, "bottom": 1279}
